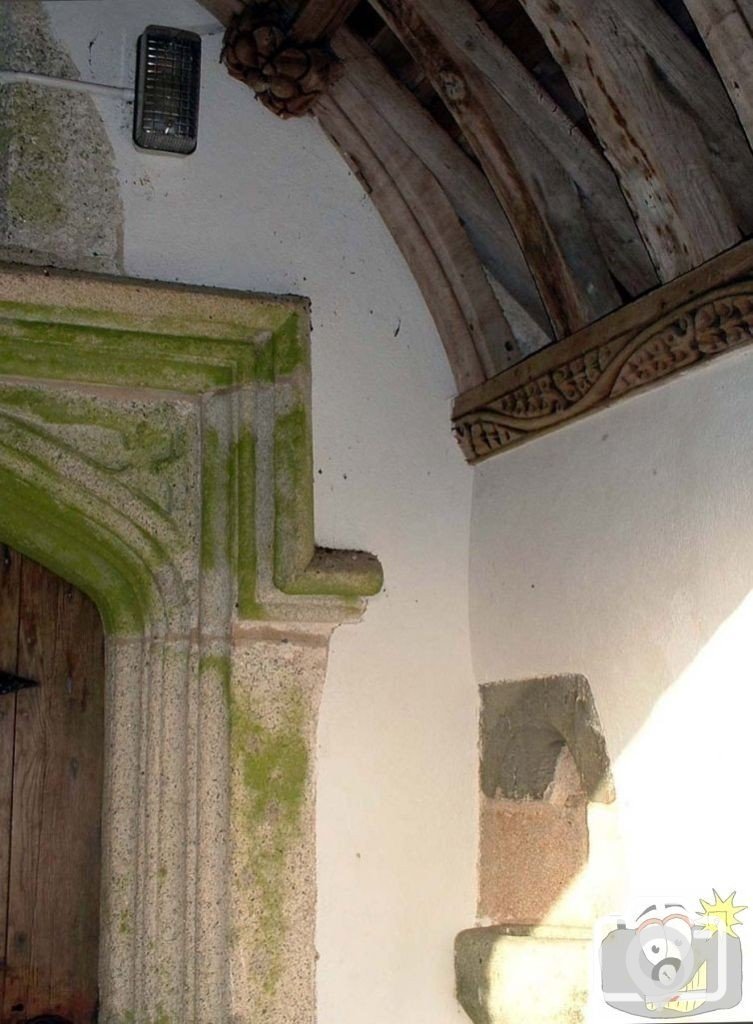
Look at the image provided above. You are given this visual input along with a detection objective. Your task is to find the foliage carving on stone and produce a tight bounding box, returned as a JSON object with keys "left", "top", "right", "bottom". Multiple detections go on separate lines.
{"left": 0, "top": 384, "right": 192, "bottom": 516}
{"left": 222, "top": 1, "right": 342, "bottom": 118}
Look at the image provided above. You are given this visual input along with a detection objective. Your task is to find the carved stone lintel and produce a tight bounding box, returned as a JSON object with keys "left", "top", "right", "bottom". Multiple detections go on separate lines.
{"left": 221, "top": 2, "right": 342, "bottom": 118}
{"left": 452, "top": 240, "right": 753, "bottom": 463}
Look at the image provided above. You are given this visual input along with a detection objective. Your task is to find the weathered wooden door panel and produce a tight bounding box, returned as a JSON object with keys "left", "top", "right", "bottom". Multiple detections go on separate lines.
{"left": 0, "top": 548, "right": 21, "bottom": 970}
{"left": 0, "top": 547, "right": 104, "bottom": 1024}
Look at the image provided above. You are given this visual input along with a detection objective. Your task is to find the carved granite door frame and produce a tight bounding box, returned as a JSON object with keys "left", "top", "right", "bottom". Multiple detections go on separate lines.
{"left": 0, "top": 262, "right": 382, "bottom": 1024}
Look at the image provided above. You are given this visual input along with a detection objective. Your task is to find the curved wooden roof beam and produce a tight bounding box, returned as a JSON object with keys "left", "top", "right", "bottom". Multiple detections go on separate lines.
{"left": 332, "top": 29, "right": 550, "bottom": 343}
{"left": 290, "top": 0, "right": 362, "bottom": 41}
{"left": 368, "top": 0, "right": 663, "bottom": 342}
{"left": 199, "top": 0, "right": 541, "bottom": 386}
{"left": 296, "top": 5, "right": 553, "bottom": 351}
{"left": 287, "top": 2, "right": 552, "bottom": 352}
{"left": 683, "top": 1, "right": 753, "bottom": 151}
{"left": 521, "top": 0, "right": 753, "bottom": 282}
{"left": 316, "top": 89, "right": 520, "bottom": 387}
{"left": 370, "top": 0, "right": 638, "bottom": 339}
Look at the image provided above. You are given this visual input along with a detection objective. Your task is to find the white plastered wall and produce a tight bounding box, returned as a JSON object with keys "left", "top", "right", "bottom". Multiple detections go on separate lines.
{"left": 470, "top": 349, "right": 753, "bottom": 1021}
{"left": 41, "top": 3, "right": 477, "bottom": 1022}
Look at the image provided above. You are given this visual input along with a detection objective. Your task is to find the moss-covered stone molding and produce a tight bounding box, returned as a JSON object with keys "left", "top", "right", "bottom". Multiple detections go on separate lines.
{"left": 0, "top": 262, "right": 382, "bottom": 1024}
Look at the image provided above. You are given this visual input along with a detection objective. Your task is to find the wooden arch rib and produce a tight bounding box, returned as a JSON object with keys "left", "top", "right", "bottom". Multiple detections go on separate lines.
{"left": 369, "top": 0, "right": 654, "bottom": 337}
{"left": 328, "top": 29, "right": 550, "bottom": 342}
{"left": 201, "top": 0, "right": 541, "bottom": 388}
{"left": 202, "top": 0, "right": 753, "bottom": 411}
{"left": 317, "top": 88, "right": 520, "bottom": 388}
{"left": 520, "top": 0, "right": 753, "bottom": 282}
{"left": 682, "top": 1, "right": 753, "bottom": 151}
{"left": 287, "top": 0, "right": 656, "bottom": 340}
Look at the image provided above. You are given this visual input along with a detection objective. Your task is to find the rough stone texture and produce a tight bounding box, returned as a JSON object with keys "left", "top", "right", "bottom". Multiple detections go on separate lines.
{"left": 547, "top": 801, "right": 626, "bottom": 930}
{"left": 0, "top": 0, "right": 123, "bottom": 273}
{"left": 479, "top": 799, "right": 588, "bottom": 924}
{"left": 0, "top": 262, "right": 382, "bottom": 622}
{"left": 479, "top": 745, "right": 589, "bottom": 925}
{"left": 480, "top": 675, "right": 614, "bottom": 803}
{"left": 476, "top": 680, "right": 623, "bottom": 933}
{"left": 229, "top": 635, "right": 329, "bottom": 1024}
{"left": 0, "top": 378, "right": 201, "bottom": 632}
{"left": 0, "top": 262, "right": 382, "bottom": 1024}
{"left": 465, "top": 678, "right": 624, "bottom": 1023}
{"left": 455, "top": 925, "right": 592, "bottom": 1024}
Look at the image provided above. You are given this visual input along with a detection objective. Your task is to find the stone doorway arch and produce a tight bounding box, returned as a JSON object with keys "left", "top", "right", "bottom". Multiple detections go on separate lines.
{"left": 0, "top": 262, "right": 382, "bottom": 1024}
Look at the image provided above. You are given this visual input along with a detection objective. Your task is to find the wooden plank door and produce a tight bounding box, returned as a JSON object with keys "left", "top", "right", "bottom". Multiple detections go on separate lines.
{"left": 0, "top": 545, "right": 104, "bottom": 1024}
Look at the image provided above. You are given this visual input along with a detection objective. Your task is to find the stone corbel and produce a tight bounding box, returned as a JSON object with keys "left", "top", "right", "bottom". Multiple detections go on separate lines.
{"left": 221, "top": 1, "right": 344, "bottom": 118}
{"left": 456, "top": 677, "right": 621, "bottom": 1024}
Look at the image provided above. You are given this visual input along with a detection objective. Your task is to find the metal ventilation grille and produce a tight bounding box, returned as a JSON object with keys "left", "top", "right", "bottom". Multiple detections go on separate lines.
{"left": 134, "top": 26, "right": 201, "bottom": 154}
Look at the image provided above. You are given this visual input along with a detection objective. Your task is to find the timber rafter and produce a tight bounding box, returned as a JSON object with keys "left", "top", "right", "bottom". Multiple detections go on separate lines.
{"left": 200, "top": 0, "right": 753, "bottom": 461}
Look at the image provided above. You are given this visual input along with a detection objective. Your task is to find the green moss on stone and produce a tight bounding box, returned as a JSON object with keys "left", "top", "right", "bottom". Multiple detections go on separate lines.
{"left": 0, "top": 385, "right": 187, "bottom": 477}
{"left": 273, "top": 406, "right": 384, "bottom": 599}
{"left": 0, "top": 277, "right": 380, "bottom": 633}
{"left": 273, "top": 404, "right": 314, "bottom": 590}
{"left": 201, "top": 428, "right": 222, "bottom": 571}
{"left": 230, "top": 685, "right": 309, "bottom": 995}
{"left": 253, "top": 335, "right": 276, "bottom": 383}
{"left": 200, "top": 651, "right": 309, "bottom": 993}
{"left": 0, "top": 288, "right": 298, "bottom": 338}
{"left": 232, "top": 428, "right": 259, "bottom": 618}
{"left": 0, "top": 309, "right": 258, "bottom": 391}
{"left": 279, "top": 545, "right": 384, "bottom": 599}
{"left": 113, "top": 1014, "right": 171, "bottom": 1024}
{"left": 253, "top": 312, "right": 304, "bottom": 382}
{"left": 237, "top": 705, "right": 308, "bottom": 827}
{"left": 272, "top": 312, "right": 306, "bottom": 376}
{"left": 0, "top": 462, "right": 149, "bottom": 634}
{"left": 111, "top": 1013, "right": 173, "bottom": 1024}
{"left": 5, "top": 85, "right": 67, "bottom": 227}
{"left": 200, "top": 653, "right": 231, "bottom": 710}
